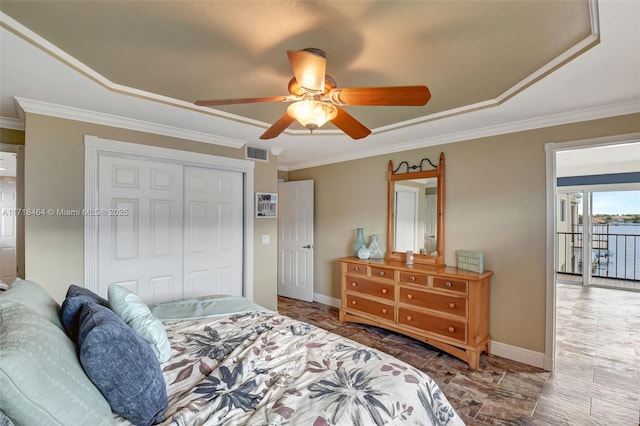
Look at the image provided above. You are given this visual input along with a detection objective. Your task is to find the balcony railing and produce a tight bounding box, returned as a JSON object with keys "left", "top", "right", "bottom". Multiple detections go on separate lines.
{"left": 557, "top": 229, "right": 639, "bottom": 281}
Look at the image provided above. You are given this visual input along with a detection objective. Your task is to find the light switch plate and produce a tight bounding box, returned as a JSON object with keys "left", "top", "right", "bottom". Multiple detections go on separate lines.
{"left": 262, "top": 234, "right": 271, "bottom": 245}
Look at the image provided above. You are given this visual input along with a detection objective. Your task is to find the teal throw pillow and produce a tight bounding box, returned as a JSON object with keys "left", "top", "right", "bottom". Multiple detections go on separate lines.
{"left": 0, "top": 279, "right": 64, "bottom": 330}
{"left": 0, "top": 299, "right": 112, "bottom": 425}
{"left": 108, "top": 284, "right": 171, "bottom": 363}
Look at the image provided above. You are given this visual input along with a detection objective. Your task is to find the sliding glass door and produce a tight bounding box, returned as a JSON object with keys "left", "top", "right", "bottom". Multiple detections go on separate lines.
{"left": 557, "top": 188, "right": 640, "bottom": 286}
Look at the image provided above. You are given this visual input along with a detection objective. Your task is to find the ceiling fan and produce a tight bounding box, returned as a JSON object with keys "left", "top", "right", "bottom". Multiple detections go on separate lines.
{"left": 195, "top": 48, "right": 431, "bottom": 140}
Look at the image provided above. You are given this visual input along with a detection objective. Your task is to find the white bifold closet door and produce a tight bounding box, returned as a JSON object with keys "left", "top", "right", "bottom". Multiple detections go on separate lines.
{"left": 183, "top": 166, "right": 243, "bottom": 299}
{"left": 97, "top": 156, "right": 243, "bottom": 304}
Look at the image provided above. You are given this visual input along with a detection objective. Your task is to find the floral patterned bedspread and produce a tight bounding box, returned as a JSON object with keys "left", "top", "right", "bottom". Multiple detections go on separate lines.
{"left": 117, "top": 310, "right": 464, "bottom": 426}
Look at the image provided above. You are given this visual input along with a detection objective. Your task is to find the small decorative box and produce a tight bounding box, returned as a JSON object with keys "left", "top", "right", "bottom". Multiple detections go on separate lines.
{"left": 456, "top": 250, "right": 484, "bottom": 273}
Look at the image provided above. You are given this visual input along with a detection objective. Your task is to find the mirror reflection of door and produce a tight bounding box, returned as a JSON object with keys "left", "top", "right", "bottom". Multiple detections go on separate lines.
{"left": 395, "top": 184, "right": 419, "bottom": 252}
{"left": 394, "top": 178, "right": 438, "bottom": 254}
{"left": 424, "top": 191, "right": 437, "bottom": 254}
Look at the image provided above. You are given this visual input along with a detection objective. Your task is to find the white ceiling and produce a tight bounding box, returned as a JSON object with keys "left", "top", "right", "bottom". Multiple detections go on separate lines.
{"left": 556, "top": 142, "right": 640, "bottom": 177}
{"left": 0, "top": 0, "right": 639, "bottom": 170}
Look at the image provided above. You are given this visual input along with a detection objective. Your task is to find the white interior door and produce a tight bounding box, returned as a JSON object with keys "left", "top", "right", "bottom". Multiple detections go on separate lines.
{"left": 0, "top": 180, "right": 17, "bottom": 284}
{"left": 98, "top": 155, "right": 184, "bottom": 303}
{"left": 278, "top": 180, "right": 314, "bottom": 302}
{"left": 184, "top": 166, "right": 244, "bottom": 298}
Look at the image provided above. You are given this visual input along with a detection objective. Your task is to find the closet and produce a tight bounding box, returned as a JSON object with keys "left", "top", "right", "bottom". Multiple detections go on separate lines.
{"left": 85, "top": 136, "right": 254, "bottom": 304}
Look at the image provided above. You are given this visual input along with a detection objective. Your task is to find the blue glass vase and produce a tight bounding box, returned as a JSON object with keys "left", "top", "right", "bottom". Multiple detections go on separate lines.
{"left": 352, "top": 228, "right": 366, "bottom": 257}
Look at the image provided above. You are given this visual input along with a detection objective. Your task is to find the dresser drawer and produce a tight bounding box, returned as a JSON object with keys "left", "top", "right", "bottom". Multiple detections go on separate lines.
{"left": 346, "top": 277, "right": 394, "bottom": 301}
{"left": 346, "top": 294, "right": 395, "bottom": 322}
{"left": 398, "top": 271, "right": 428, "bottom": 286}
{"left": 433, "top": 277, "right": 468, "bottom": 295}
{"left": 398, "top": 287, "right": 467, "bottom": 318}
{"left": 398, "top": 308, "right": 467, "bottom": 343}
{"left": 370, "top": 266, "right": 394, "bottom": 281}
{"left": 345, "top": 262, "right": 367, "bottom": 276}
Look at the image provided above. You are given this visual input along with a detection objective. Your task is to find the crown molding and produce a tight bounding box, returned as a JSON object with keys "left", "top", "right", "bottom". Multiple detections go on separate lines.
{"left": 14, "top": 97, "right": 247, "bottom": 149}
{"left": 282, "top": 98, "right": 640, "bottom": 171}
{"left": 0, "top": 116, "right": 24, "bottom": 131}
{"left": 269, "top": 146, "right": 285, "bottom": 156}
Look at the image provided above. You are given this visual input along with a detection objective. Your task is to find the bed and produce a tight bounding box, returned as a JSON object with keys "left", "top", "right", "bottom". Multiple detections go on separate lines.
{"left": 0, "top": 280, "right": 464, "bottom": 426}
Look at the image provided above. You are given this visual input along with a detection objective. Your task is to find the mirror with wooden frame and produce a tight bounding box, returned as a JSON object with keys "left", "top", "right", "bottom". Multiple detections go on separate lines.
{"left": 386, "top": 152, "right": 445, "bottom": 265}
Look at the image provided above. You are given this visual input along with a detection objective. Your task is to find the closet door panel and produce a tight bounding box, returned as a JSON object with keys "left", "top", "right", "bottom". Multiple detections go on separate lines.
{"left": 183, "top": 167, "right": 243, "bottom": 298}
{"left": 98, "top": 156, "right": 184, "bottom": 303}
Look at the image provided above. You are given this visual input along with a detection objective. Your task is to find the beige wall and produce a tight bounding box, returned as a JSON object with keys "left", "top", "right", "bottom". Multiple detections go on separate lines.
{"left": 288, "top": 113, "right": 640, "bottom": 353}
{"left": 21, "top": 113, "right": 278, "bottom": 310}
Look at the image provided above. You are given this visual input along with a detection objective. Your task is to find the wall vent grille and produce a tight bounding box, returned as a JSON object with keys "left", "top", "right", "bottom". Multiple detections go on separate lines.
{"left": 246, "top": 146, "right": 268, "bottom": 162}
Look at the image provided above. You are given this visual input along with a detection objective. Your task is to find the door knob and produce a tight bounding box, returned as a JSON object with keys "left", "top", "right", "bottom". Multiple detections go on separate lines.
{"left": 302, "top": 244, "right": 313, "bottom": 249}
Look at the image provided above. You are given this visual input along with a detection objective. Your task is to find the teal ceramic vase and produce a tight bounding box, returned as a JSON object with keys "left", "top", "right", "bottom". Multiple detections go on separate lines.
{"left": 353, "top": 228, "right": 366, "bottom": 257}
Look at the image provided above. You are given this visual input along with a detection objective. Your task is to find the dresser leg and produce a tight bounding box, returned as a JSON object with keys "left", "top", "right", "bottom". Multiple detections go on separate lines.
{"left": 467, "top": 350, "right": 480, "bottom": 369}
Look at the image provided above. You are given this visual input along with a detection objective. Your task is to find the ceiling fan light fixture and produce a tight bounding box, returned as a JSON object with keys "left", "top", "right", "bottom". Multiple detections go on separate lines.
{"left": 287, "top": 100, "right": 337, "bottom": 131}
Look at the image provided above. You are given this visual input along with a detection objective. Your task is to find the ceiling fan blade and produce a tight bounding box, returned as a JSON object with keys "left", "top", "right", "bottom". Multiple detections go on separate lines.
{"left": 330, "top": 106, "right": 371, "bottom": 140}
{"left": 287, "top": 49, "right": 326, "bottom": 93}
{"left": 195, "top": 95, "right": 298, "bottom": 107}
{"left": 328, "top": 86, "right": 431, "bottom": 106}
{"left": 259, "top": 113, "right": 296, "bottom": 139}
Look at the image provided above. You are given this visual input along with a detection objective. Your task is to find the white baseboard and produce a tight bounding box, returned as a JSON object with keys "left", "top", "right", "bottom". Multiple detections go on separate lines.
{"left": 490, "top": 341, "right": 546, "bottom": 369}
{"left": 313, "top": 293, "right": 341, "bottom": 308}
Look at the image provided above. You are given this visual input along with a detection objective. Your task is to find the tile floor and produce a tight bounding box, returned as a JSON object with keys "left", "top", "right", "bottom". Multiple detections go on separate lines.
{"left": 557, "top": 273, "right": 640, "bottom": 291}
{"left": 278, "top": 283, "right": 640, "bottom": 425}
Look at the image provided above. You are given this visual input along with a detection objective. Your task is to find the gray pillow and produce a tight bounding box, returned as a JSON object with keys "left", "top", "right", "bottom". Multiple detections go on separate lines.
{"left": 78, "top": 301, "right": 167, "bottom": 425}
{"left": 0, "top": 299, "right": 112, "bottom": 425}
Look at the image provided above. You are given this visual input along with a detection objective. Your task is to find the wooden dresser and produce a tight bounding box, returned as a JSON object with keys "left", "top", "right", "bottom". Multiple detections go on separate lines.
{"left": 339, "top": 257, "right": 492, "bottom": 368}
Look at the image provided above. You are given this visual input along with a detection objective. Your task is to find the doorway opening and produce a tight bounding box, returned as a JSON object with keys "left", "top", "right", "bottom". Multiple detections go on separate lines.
{"left": 545, "top": 133, "right": 640, "bottom": 374}
{"left": 0, "top": 144, "right": 24, "bottom": 286}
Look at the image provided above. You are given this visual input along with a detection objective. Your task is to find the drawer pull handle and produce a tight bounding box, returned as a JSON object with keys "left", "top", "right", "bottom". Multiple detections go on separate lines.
{"left": 448, "top": 326, "right": 455, "bottom": 333}
{"left": 378, "top": 271, "right": 385, "bottom": 277}
{"left": 381, "top": 289, "right": 388, "bottom": 294}
{"left": 445, "top": 281, "right": 452, "bottom": 288}
{"left": 351, "top": 282, "right": 357, "bottom": 287}
{"left": 406, "top": 294, "right": 413, "bottom": 300}
{"left": 353, "top": 266, "right": 359, "bottom": 271}
{"left": 406, "top": 315, "right": 413, "bottom": 321}
{"left": 448, "top": 303, "right": 455, "bottom": 308}
{"left": 351, "top": 300, "right": 357, "bottom": 305}
{"left": 409, "top": 276, "right": 415, "bottom": 282}
{"left": 381, "top": 308, "right": 387, "bottom": 314}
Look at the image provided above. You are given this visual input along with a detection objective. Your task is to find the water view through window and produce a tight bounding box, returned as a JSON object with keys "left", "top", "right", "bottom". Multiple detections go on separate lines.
{"left": 557, "top": 190, "right": 640, "bottom": 282}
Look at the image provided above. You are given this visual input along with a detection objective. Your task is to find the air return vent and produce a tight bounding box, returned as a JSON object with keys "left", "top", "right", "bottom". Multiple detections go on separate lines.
{"left": 246, "top": 146, "right": 268, "bottom": 162}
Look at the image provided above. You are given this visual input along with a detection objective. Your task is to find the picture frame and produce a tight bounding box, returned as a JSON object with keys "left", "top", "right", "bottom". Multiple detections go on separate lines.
{"left": 256, "top": 192, "right": 277, "bottom": 218}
